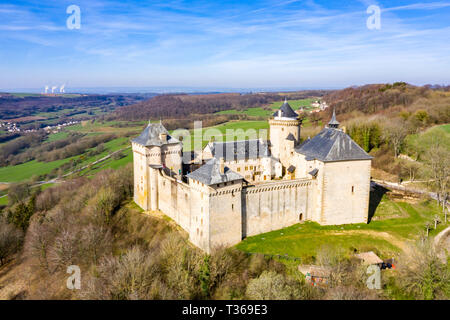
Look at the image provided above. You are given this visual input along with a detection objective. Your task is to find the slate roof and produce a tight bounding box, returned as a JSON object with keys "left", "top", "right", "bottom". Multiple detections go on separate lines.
{"left": 286, "top": 133, "right": 296, "bottom": 141}
{"left": 187, "top": 158, "right": 243, "bottom": 185}
{"left": 272, "top": 99, "right": 298, "bottom": 119}
{"left": 308, "top": 168, "right": 319, "bottom": 177}
{"left": 209, "top": 139, "right": 270, "bottom": 161}
{"left": 295, "top": 127, "right": 373, "bottom": 162}
{"left": 132, "top": 122, "right": 180, "bottom": 147}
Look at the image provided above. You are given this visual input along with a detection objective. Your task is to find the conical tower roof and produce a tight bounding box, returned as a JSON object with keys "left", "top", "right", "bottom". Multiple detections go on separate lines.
{"left": 328, "top": 108, "right": 340, "bottom": 128}
{"left": 272, "top": 98, "right": 298, "bottom": 119}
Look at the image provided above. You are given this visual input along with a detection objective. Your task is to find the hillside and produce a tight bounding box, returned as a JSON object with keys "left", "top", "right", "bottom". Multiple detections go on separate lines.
{"left": 323, "top": 83, "right": 450, "bottom": 125}
{"left": 114, "top": 91, "right": 328, "bottom": 121}
{"left": 319, "top": 84, "right": 449, "bottom": 194}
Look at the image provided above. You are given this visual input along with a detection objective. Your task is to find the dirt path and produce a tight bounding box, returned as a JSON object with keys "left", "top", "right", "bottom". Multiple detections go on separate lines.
{"left": 329, "top": 229, "right": 409, "bottom": 251}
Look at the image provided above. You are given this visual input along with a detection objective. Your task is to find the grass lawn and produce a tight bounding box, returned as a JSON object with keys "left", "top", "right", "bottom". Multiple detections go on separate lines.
{"left": 238, "top": 222, "right": 401, "bottom": 261}
{"left": 0, "top": 195, "right": 8, "bottom": 205}
{"left": 236, "top": 194, "right": 446, "bottom": 261}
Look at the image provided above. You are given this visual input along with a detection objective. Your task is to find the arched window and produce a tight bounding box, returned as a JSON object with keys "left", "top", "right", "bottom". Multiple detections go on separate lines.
{"left": 299, "top": 213, "right": 303, "bottom": 221}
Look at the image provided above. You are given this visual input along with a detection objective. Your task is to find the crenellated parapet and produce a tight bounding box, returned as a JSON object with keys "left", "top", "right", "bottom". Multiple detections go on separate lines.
{"left": 268, "top": 119, "right": 301, "bottom": 127}
{"left": 244, "top": 178, "right": 312, "bottom": 194}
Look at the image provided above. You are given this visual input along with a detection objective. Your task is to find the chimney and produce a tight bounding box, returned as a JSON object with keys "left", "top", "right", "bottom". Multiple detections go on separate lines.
{"left": 219, "top": 157, "right": 225, "bottom": 174}
{"left": 159, "top": 133, "right": 167, "bottom": 142}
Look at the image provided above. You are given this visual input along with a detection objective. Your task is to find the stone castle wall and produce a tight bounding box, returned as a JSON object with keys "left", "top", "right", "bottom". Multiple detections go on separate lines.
{"left": 242, "top": 178, "right": 314, "bottom": 237}
{"left": 147, "top": 165, "right": 316, "bottom": 252}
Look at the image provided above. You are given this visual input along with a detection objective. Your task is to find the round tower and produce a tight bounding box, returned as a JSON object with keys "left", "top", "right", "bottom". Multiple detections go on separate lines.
{"left": 269, "top": 98, "right": 301, "bottom": 168}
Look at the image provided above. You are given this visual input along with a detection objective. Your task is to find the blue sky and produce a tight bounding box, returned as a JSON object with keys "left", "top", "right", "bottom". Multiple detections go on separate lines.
{"left": 1, "top": 0, "right": 449, "bottom": 91}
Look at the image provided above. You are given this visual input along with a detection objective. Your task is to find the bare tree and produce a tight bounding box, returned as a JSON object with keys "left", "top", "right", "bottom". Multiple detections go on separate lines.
{"left": 424, "top": 138, "right": 449, "bottom": 210}
{"left": 396, "top": 241, "right": 449, "bottom": 300}
{"left": 382, "top": 119, "right": 408, "bottom": 158}
{"left": 0, "top": 217, "right": 23, "bottom": 266}
{"left": 425, "top": 223, "right": 431, "bottom": 238}
{"left": 433, "top": 215, "right": 441, "bottom": 230}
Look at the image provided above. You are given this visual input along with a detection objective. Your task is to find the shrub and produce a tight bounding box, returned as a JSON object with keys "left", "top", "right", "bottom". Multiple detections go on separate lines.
{"left": 245, "top": 271, "right": 304, "bottom": 300}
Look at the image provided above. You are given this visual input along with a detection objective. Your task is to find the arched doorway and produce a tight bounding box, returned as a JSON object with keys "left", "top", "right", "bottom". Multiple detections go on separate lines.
{"left": 299, "top": 213, "right": 303, "bottom": 221}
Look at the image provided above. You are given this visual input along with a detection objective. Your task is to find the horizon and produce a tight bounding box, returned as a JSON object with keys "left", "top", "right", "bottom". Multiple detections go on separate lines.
{"left": 1, "top": 85, "right": 342, "bottom": 94}
{"left": 1, "top": 0, "right": 450, "bottom": 90}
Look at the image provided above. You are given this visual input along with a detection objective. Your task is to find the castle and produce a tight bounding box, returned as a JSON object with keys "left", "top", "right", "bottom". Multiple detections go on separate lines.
{"left": 132, "top": 100, "right": 372, "bottom": 253}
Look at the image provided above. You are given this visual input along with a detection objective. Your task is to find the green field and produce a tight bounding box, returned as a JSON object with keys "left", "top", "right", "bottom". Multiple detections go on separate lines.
{"left": 9, "top": 93, "right": 43, "bottom": 98}
{"left": 269, "top": 98, "right": 317, "bottom": 110}
{"left": 0, "top": 158, "right": 71, "bottom": 182}
{"left": 180, "top": 120, "right": 270, "bottom": 151}
{"left": 237, "top": 195, "right": 446, "bottom": 260}
{"left": 45, "top": 131, "right": 70, "bottom": 142}
{"left": 216, "top": 99, "right": 318, "bottom": 116}
{"left": 0, "top": 136, "right": 131, "bottom": 182}
{"left": 78, "top": 148, "right": 133, "bottom": 176}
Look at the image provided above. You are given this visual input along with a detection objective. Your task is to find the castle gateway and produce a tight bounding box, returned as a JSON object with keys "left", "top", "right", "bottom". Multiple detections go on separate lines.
{"left": 132, "top": 101, "right": 372, "bottom": 253}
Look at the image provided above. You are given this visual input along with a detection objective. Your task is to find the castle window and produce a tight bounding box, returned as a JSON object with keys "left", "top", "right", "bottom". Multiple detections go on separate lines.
{"left": 232, "top": 204, "right": 234, "bottom": 211}
{"left": 197, "top": 228, "right": 199, "bottom": 235}
{"left": 237, "top": 167, "right": 241, "bottom": 172}
{"left": 352, "top": 186, "right": 354, "bottom": 193}
{"left": 201, "top": 218, "right": 203, "bottom": 225}
{"left": 245, "top": 166, "right": 248, "bottom": 171}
